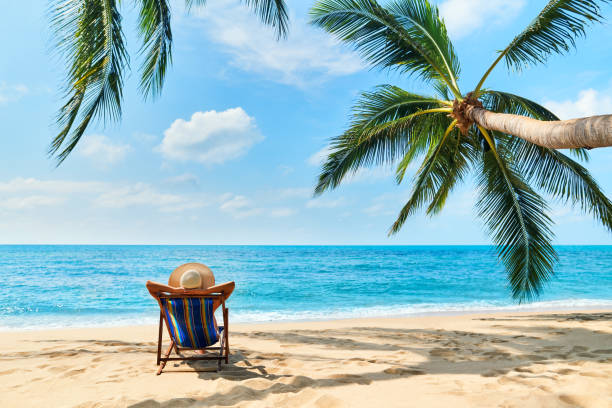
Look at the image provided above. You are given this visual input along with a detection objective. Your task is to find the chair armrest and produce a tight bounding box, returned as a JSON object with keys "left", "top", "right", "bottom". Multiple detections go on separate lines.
{"left": 146, "top": 280, "right": 235, "bottom": 299}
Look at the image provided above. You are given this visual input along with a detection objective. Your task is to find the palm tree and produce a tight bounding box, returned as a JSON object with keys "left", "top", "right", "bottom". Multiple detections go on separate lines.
{"left": 49, "top": 0, "right": 288, "bottom": 163}
{"left": 310, "top": 0, "right": 612, "bottom": 301}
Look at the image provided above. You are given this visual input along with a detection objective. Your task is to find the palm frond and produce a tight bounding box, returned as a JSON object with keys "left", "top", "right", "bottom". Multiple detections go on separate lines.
{"left": 185, "top": 0, "right": 206, "bottom": 9}
{"left": 186, "top": 0, "right": 287, "bottom": 38}
{"left": 389, "top": 125, "right": 477, "bottom": 233}
{"left": 477, "top": 128, "right": 557, "bottom": 301}
{"left": 50, "top": 0, "right": 128, "bottom": 164}
{"left": 482, "top": 90, "right": 560, "bottom": 121}
{"left": 501, "top": 135, "right": 612, "bottom": 232}
{"left": 425, "top": 127, "right": 478, "bottom": 215}
{"left": 309, "top": 0, "right": 461, "bottom": 96}
{"left": 387, "top": 0, "right": 461, "bottom": 91}
{"left": 137, "top": 0, "right": 172, "bottom": 100}
{"left": 315, "top": 87, "right": 450, "bottom": 195}
{"left": 243, "top": 0, "right": 289, "bottom": 39}
{"left": 475, "top": 0, "right": 610, "bottom": 91}
{"left": 353, "top": 85, "right": 449, "bottom": 127}
{"left": 504, "top": 0, "right": 609, "bottom": 71}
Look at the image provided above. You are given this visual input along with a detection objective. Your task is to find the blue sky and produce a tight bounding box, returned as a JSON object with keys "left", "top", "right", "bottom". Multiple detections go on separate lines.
{"left": 1, "top": 0, "right": 612, "bottom": 244}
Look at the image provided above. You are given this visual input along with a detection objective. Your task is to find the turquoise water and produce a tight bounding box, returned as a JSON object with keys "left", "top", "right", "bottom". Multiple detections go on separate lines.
{"left": 1, "top": 245, "right": 611, "bottom": 330}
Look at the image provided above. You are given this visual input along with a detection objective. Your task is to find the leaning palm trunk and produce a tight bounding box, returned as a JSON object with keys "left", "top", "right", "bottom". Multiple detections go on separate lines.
{"left": 466, "top": 106, "right": 612, "bottom": 149}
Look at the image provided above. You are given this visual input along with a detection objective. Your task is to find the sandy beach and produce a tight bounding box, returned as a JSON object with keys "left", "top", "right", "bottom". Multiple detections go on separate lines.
{"left": 1, "top": 310, "right": 611, "bottom": 408}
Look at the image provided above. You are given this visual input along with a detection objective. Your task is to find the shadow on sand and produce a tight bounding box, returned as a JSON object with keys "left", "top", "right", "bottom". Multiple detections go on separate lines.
{"left": 127, "top": 313, "right": 612, "bottom": 407}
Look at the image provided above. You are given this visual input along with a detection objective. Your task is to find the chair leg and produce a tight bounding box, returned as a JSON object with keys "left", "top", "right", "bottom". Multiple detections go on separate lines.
{"left": 156, "top": 340, "right": 175, "bottom": 375}
{"left": 217, "top": 334, "right": 226, "bottom": 372}
{"left": 156, "top": 312, "right": 163, "bottom": 366}
{"left": 224, "top": 308, "right": 230, "bottom": 364}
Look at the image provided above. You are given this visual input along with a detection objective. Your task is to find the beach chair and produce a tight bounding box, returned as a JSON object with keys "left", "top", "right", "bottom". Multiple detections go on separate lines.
{"left": 146, "top": 281, "right": 231, "bottom": 375}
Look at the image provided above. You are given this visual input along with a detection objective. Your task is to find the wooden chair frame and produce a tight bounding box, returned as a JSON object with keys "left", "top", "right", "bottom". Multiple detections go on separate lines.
{"left": 148, "top": 284, "right": 231, "bottom": 375}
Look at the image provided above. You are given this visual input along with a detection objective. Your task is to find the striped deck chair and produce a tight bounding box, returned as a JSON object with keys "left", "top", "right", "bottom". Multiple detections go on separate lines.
{"left": 146, "top": 281, "right": 232, "bottom": 375}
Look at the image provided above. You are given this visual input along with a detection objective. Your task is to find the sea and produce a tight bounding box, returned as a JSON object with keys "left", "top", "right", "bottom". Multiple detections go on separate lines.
{"left": 1, "top": 245, "right": 611, "bottom": 330}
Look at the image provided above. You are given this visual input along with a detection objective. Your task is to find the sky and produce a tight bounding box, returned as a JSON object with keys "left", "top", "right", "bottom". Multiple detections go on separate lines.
{"left": 1, "top": 0, "right": 612, "bottom": 245}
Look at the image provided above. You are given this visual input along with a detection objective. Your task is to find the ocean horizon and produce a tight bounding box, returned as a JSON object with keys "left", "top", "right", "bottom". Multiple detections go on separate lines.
{"left": 2, "top": 245, "right": 611, "bottom": 330}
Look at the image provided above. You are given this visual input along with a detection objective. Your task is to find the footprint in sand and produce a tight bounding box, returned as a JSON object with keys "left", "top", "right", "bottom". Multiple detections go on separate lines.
{"left": 558, "top": 394, "right": 598, "bottom": 407}
{"left": 329, "top": 374, "right": 372, "bottom": 385}
{"left": 513, "top": 367, "right": 534, "bottom": 373}
{"left": 579, "top": 371, "right": 608, "bottom": 378}
{"left": 429, "top": 348, "right": 455, "bottom": 358}
{"left": 314, "top": 394, "right": 347, "bottom": 408}
{"left": 383, "top": 367, "right": 425, "bottom": 376}
{"left": 522, "top": 354, "right": 547, "bottom": 362}
{"left": 481, "top": 369, "right": 509, "bottom": 377}
{"left": 555, "top": 368, "right": 576, "bottom": 375}
{"left": 64, "top": 368, "right": 86, "bottom": 377}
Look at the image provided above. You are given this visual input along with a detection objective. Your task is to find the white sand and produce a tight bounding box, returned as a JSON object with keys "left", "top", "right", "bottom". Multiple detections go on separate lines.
{"left": 1, "top": 310, "right": 611, "bottom": 407}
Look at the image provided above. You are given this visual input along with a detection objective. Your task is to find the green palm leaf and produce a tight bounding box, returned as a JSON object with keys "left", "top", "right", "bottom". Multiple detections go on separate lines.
{"left": 482, "top": 90, "right": 560, "bottom": 121}
{"left": 390, "top": 126, "right": 476, "bottom": 233}
{"left": 353, "top": 85, "right": 450, "bottom": 127}
{"left": 475, "top": 0, "right": 610, "bottom": 92}
{"left": 309, "top": 0, "right": 461, "bottom": 97}
{"left": 502, "top": 136, "right": 612, "bottom": 231}
{"left": 188, "top": 0, "right": 289, "bottom": 38}
{"left": 503, "top": 0, "right": 609, "bottom": 71}
{"left": 50, "top": 0, "right": 129, "bottom": 164}
{"left": 137, "top": 0, "right": 172, "bottom": 99}
{"left": 315, "top": 86, "right": 450, "bottom": 194}
{"left": 477, "top": 129, "right": 557, "bottom": 301}
{"left": 243, "top": 0, "right": 290, "bottom": 39}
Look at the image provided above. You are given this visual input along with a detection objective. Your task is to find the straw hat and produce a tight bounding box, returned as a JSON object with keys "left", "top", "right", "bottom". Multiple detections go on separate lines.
{"left": 168, "top": 263, "right": 215, "bottom": 289}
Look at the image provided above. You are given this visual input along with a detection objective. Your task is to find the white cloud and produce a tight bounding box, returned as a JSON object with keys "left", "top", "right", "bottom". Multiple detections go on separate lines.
{"left": 0, "top": 178, "right": 102, "bottom": 211}
{"left": 95, "top": 183, "right": 207, "bottom": 212}
{"left": 439, "top": 0, "right": 526, "bottom": 38}
{"left": 306, "top": 197, "right": 344, "bottom": 209}
{"left": 268, "top": 207, "right": 297, "bottom": 217}
{"left": 544, "top": 89, "right": 612, "bottom": 120}
{"left": 0, "top": 178, "right": 106, "bottom": 194}
{"left": 0, "top": 195, "right": 64, "bottom": 210}
{"left": 162, "top": 173, "right": 200, "bottom": 188}
{"left": 219, "top": 193, "right": 300, "bottom": 219}
{"left": 363, "top": 202, "right": 395, "bottom": 217}
{"left": 0, "top": 82, "right": 28, "bottom": 105}
{"left": 0, "top": 178, "right": 208, "bottom": 214}
{"left": 277, "top": 187, "right": 312, "bottom": 199}
{"left": 307, "top": 146, "right": 332, "bottom": 167}
{"left": 192, "top": 0, "right": 363, "bottom": 87}
{"left": 77, "top": 134, "right": 131, "bottom": 165}
{"left": 278, "top": 165, "right": 294, "bottom": 175}
{"left": 158, "top": 107, "right": 263, "bottom": 165}
{"left": 219, "top": 194, "right": 262, "bottom": 219}
{"left": 550, "top": 204, "right": 588, "bottom": 224}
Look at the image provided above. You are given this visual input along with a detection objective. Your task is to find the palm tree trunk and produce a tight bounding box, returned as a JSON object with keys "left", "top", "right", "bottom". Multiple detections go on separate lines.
{"left": 465, "top": 106, "right": 612, "bottom": 149}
